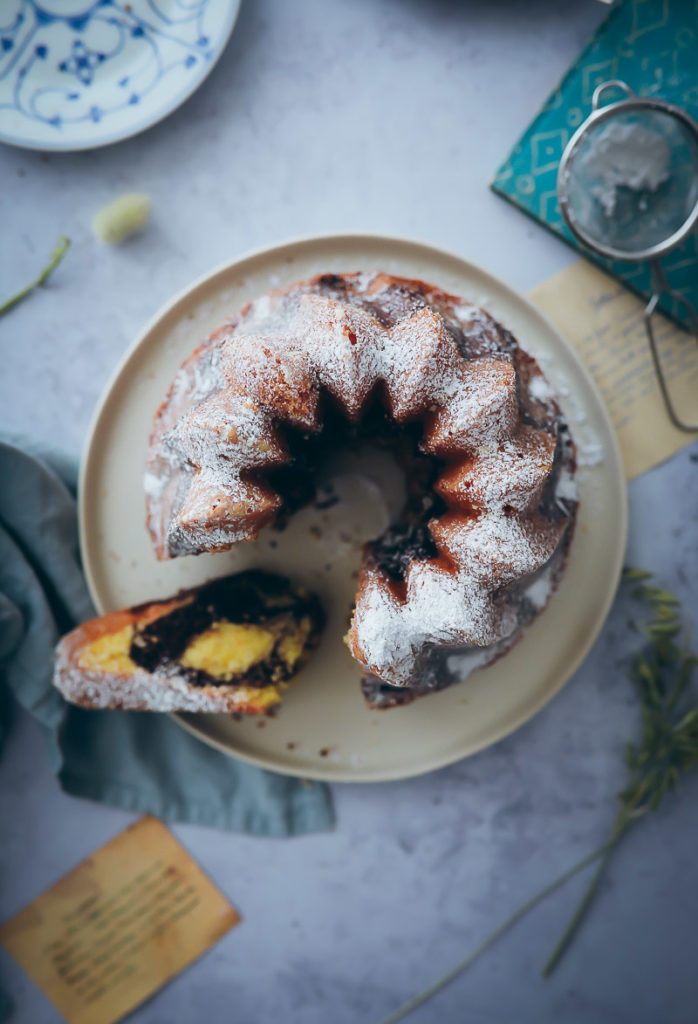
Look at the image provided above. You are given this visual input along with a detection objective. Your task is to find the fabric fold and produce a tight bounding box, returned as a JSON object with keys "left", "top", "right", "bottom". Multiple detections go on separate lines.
{"left": 0, "top": 436, "right": 334, "bottom": 837}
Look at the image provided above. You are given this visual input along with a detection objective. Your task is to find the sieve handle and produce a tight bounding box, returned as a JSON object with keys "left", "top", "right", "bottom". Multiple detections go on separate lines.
{"left": 591, "top": 80, "right": 635, "bottom": 110}
{"left": 644, "top": 261, "right": 698, "bottom": 433}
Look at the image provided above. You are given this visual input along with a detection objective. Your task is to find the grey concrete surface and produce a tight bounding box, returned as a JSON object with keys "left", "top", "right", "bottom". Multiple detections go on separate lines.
{"left": 1, "top": 2, "right": 697, "bottom": 1022}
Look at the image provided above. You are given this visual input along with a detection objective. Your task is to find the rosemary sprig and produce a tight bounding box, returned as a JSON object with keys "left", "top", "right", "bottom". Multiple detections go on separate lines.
{"left": 378, "top": 568, "right": 697, "bottom": 1024}
{"left": 543, "top": 568, "right": 697, "bottom": 974}
{"left": 0, "top": 235, "right": 70, "bottom": 318}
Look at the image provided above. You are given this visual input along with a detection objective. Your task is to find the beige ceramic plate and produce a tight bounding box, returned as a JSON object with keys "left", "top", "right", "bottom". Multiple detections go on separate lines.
{"left": 80, "top": 234, "right": 627, "bottom": 782}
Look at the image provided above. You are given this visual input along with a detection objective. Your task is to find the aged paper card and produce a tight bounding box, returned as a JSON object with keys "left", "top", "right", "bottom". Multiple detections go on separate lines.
{"left": 0, "top": 816, "right": 240, "bottom": 1024}
{"left": 529, "top": 261, "right": 698, "bottom": 479}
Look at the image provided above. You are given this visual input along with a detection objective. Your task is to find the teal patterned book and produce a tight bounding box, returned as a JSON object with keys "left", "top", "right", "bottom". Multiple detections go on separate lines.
{"left": 492, "top": 0, "right": 698, "bottom": 329}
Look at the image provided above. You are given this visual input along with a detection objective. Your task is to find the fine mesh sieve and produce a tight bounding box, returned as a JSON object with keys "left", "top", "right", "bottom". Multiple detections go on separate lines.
{"left": 557, "top": 80, "right": 698, "bottom": 432}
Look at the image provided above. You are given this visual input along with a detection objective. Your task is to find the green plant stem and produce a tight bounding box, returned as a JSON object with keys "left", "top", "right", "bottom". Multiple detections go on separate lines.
{"left": 377, "top": 841, "right": 612, "bottom": 1024}
{"left": 542, "top": 831, "right": 622, "bottom": 975}
{"left": 0, "top": 236, "right": 70, "bottom": 317}
{"left": 544, "top": 802, "right": 647, "bottom": 976}
{"left": 541, "top": 854, "right": 611, "bottom": 978}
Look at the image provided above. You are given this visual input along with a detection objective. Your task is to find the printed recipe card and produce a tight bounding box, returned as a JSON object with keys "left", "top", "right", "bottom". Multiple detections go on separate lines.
{"left": 0, "top": 816, "right": 240, "bottom": 1024}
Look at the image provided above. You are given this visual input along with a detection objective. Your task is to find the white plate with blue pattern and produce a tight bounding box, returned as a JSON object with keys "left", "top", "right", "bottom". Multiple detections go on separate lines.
{"left": 0, "top": 0, "right": 241, "bottom": 151}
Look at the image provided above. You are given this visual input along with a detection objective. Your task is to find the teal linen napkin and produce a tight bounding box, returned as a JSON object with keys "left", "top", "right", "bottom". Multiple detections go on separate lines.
{"left": 0, "top": 435, "right": 334, "bottom": 837}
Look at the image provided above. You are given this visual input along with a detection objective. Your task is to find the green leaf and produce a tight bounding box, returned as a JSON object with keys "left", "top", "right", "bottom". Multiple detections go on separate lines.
{"left": 643, "top": 586, "right": 680, "bottom": 606}
{"left": 647, "top": 623, "right": 681, "bottom": 641}
{"left": 623, "top": 568, "right": 653, "bottom": 582}
{"left": 622, "top": 569, "right": 650, "bottom": 585}
{"left": 674, "top": 706, "right": 698, "bottom": 733}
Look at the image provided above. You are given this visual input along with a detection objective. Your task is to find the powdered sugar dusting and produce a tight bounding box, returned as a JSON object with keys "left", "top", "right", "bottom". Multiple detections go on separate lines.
{"left": 529, "top": 373, "right": 556, "bottom": 403}
{"left": 446, "top": 645, "right": 498, "bottom": 679}
{"left": 55, "top": 656, "right": 278, "bottom": 713}
{"left": 578, "top": 437, "right": 606, "bottom": 468}
{"left": 438, "top": 425, "right": 556, "bottom": 512}
{"left": 525, "top": 572, "right": 554, "bottom": 611}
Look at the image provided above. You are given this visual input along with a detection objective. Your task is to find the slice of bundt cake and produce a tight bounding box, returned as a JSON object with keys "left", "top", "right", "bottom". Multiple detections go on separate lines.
{"left": 54, "top": 571, "right": 323, "bottom": 713}
{"left": 145, "top": 272, "right": 577, "bottom": 699}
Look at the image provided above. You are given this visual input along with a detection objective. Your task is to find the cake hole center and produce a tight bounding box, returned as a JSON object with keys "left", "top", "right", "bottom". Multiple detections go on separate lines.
{"left": 274, "top": 444, "right": 407, "bottom": 560}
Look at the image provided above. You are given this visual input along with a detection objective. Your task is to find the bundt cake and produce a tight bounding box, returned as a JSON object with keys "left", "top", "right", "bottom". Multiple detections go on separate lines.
{"left": 54, "top": 571, "right": 324, "bottom": 713}
{"left": 145, "top": 272, "right": 577, "bottom": 704}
